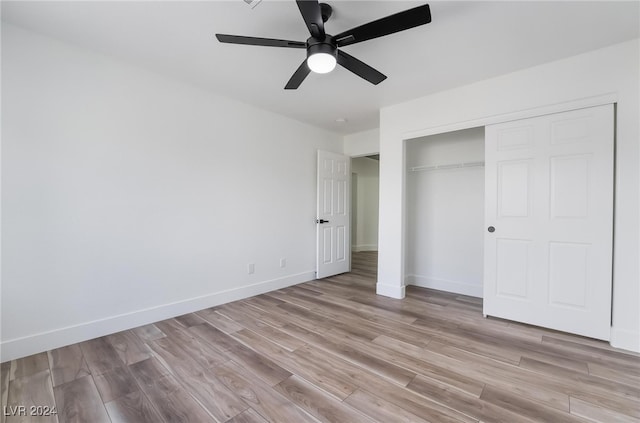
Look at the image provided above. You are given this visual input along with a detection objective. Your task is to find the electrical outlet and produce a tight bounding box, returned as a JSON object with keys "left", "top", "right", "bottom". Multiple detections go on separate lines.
{"left": 247, "top": 263, "right": 255, "bottom": 274}
{"left": 280, "top": 258, "right": 286, "bottom": 268}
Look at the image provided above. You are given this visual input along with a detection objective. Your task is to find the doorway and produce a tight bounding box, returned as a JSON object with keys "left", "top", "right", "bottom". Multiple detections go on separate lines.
{"left": 350, "top": 156, "right": 380, "bottom": 254}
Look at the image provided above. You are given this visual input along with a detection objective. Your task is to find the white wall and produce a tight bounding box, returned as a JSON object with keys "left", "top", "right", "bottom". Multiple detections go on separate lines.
{"left": 378, "top": 39, "right": 640, "bottom": 352}
{"left": 405, "top": 128, "right": 484, "bottom": 297}
{"left": 351, "top": 157, "right": 379, "bottom": 252}
{"left": 1, "top": 24, "right": 342, "bottom": 361}
{"left": 344, "top": 128, "right": 379, "bottom": 157}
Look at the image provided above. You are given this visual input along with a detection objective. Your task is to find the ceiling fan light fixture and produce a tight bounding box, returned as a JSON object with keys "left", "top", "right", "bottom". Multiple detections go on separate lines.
{"left": 307, "top": 41, "right": 337, "bottom": 73}
{"left": 307, "top": 52, "right": 336, "bottom": 73}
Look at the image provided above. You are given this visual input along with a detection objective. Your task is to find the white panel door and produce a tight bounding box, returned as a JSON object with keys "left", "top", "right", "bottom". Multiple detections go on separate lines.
{"left": 484, "top": 104, "right": 614, "bottom": 340}
{"left": 317, "top": 150, "right": 350, "bottom": 278}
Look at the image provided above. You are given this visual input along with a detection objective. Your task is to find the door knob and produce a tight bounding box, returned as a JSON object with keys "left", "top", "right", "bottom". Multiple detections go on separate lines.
{"left": 317, "top": 219, "right": 330, "bottom": 224}
{"left": 488, "top": 226, "right": 495, "bottom": 233}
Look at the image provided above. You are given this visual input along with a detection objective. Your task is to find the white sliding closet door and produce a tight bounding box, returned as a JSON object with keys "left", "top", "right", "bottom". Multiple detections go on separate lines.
{"left": 483, "top": 104, "right": 614, "bottom": 340}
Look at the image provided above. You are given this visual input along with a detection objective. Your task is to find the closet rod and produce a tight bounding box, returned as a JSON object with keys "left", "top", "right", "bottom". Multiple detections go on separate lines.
{"left": 409, "top": 161, "right": 485, "bottom": 172}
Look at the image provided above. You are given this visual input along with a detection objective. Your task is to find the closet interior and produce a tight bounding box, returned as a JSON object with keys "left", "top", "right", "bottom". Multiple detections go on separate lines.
{"left": 405, "top": 126, "right": 485, "bottom": 298}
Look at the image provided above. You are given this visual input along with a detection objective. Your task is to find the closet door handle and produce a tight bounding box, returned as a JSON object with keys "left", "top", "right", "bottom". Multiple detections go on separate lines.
{"left": 488, "top": 226, "right": 495, "bottom": 233}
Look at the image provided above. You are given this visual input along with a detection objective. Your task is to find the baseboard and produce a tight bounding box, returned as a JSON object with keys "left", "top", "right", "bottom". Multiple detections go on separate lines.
{"left": 406, "top": 275, "right": 483, "bottom": 298}
{"left": 352, "top": 244, "right": 378, "bottom": 252}
{"left": 376, "top": 282, "right": 405, "bottom": 299}
{"left": 610, "top": 327, "right": 640, "bottom": 353}
{"left": 0, "top": 271, "right": 315, "bottom": 362}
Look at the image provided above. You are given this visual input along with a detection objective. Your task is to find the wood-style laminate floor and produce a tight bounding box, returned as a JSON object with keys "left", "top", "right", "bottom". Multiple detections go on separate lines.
{"left": 2, "top": 251, "right": 639, "bottom": 422}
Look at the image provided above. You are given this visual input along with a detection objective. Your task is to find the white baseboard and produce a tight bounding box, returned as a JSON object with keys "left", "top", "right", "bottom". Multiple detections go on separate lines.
{"left": 376, "top": 282, "right": 405, "bottom": 299}
{"left": 352, "top": 244, "right": 378, "bottom": 252}
{"left": 406, "top": 275, "right": 483, "bottom": 298}
{"left": 610, "top": 327, "right": 640, "bottom": 353}
{"left": 0, "top": 271, "right": 315, "bottom": 362}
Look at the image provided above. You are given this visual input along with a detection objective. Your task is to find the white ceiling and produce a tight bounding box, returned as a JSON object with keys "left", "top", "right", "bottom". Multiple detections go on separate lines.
{"left": 2, "top": 1, "right": 639, "bottom": 134}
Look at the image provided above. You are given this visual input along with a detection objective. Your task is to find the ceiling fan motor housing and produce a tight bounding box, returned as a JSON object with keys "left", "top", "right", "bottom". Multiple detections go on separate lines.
{"left": 306, "top": 36, "right": 337, "bottom": 60}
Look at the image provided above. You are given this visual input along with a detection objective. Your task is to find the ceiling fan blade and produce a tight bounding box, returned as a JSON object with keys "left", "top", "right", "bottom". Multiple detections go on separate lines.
{"left": 334, "top": 4, "right": 431, "bottom": 47}
{"left": 337, "top": 50, "right": 386, "bottom": 85}
{"left": 216, "top": 34, "right": 306, "bottom": 48}
{"left": 285, "top": 60, "right": 311, "bottom": 90}
{"left": 296, "top": 0, "right": 325, "bottom": 38}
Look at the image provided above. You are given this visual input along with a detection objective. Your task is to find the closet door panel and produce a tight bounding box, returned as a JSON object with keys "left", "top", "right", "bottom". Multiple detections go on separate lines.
{"left": 484, "top": 104, "right": 613, "bottom": 340}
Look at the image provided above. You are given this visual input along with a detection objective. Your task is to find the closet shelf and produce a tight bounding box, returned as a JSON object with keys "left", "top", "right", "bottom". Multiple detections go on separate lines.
{"left": 409, "top": 161, "right": 485, "bottom": 172}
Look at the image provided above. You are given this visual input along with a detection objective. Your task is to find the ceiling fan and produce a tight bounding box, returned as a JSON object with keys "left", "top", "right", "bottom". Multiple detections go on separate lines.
{"left": 215, "top": 1, "right": 432, "bottom": 89}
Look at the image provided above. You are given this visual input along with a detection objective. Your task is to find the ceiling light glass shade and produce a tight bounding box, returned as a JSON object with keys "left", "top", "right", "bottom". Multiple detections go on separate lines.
{"left": 307, "top": 52, "right": 337, "bottom": 74}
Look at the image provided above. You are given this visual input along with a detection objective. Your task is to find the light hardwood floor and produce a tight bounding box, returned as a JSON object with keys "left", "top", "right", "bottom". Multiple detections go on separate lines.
{"left": 2, "top": 251, "right": 639, "bottom": 422}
